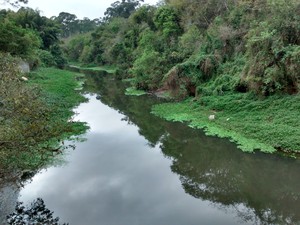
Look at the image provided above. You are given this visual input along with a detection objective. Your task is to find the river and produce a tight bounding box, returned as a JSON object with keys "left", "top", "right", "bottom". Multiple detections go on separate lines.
{"left": 3, "top": 70, "right": 300, "bottom": 225}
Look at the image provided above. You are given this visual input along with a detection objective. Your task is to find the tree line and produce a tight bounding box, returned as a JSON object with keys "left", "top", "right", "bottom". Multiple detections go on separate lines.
{"left": 65, "top": 0, "right": 300, "bottom": 97}
{"left": 0, "top": 6, "right": 100, "bottom": 68}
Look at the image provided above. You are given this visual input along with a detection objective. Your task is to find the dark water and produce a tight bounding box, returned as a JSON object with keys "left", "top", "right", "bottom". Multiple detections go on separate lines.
{"left": 15, "top": 71, "right": 300, "bottom": 225}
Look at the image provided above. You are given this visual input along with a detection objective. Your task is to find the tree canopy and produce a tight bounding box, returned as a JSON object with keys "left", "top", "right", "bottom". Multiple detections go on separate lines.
{"left": 64, "top": 0, "right": 300, "bottom": 96}
{"left": 104, "top": 0, "right": 144, "bottom": 21}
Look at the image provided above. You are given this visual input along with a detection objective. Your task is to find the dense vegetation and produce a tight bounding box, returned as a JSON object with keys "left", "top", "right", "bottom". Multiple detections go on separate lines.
{"left": 65, "top": 0, "right": 300, "bottom": 96}
{"left": 0, "top": 54, "right": 87, "bottom": 174}
{"left": 0, "top": 1, "right": 100, "bottom": 174}
{"left": 0, "top": 6, "right": 100, "bottom": 68}
{"left": 64, "top": 0, "right": 300, "bottom": 154}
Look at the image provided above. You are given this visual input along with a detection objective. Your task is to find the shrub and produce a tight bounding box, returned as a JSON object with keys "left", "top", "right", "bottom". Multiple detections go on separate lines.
{"left": 37, "top": 49, "right": 56, "bottom": 67}
{"left": 131, "top": 50, "right": 167, "bottom": 90}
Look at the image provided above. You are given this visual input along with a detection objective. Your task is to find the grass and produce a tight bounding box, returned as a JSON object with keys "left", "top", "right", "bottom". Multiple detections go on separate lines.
{"left": 152, "top": 93, "right": 300, "bottom": 155}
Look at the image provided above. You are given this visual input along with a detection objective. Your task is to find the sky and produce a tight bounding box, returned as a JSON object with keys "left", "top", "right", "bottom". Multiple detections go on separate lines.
{"left": 1, "top": 0, "right": 160, "bottom": 19}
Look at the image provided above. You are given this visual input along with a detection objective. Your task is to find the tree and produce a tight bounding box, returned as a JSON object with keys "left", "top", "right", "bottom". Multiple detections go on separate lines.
{"left": 11, "top": 7, "right": 61, "bottom": 49}
{"left": 154, "top": 6, "right": 182, "bottom": 38}
{"left": 0, "top": 19, "right": 41, "bottom": 58}
{"left": 104, "top": 0, "right": 144, "bottom": 21}
{"left": 131, "top": 5, "right": 156, "bottom": 30}
{"left": 53, "top": 12, "right": 78, "bottom": 38}
{"left": 53, "top": 13, "right": 99, "bottom": 38}
{"left": 165, "top": 0, "right": 234, "bottom": 29}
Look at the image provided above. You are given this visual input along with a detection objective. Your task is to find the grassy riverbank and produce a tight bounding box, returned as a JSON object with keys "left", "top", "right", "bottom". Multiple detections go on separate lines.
{"left": 29, "top": 68, "right": 87, "bottom": 144}
{"left": 0, "top": 66, "right": 88, "bottom": 172}
{"left": 28, "top": 67, "right": 87, "bottom": 133}
{"left": 152, "top": 93, "right": 300, "bottom": 156}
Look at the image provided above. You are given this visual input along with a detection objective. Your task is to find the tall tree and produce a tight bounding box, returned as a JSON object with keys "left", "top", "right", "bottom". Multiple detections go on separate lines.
{"left": 11, "top": 7, "right": 61, "bottom": 49}
{"left": 104, "top": 0, "right": 144, "bottom": 21}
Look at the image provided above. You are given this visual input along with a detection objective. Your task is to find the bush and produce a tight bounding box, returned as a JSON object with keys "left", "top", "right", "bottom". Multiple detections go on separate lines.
{"left": 0, "top": 19, "right": 41, "bottom": 58}
{"left": 241, "top": 0, "right": 300, "bottom": 95}
{"left": 37, "top": 49, "right": 56, "bottom": 67}
{"left": 243, "top": 20, "right": 300, "bottom": 95}
{"left": 131, "top": 50, "right": 167, "bottom": 90}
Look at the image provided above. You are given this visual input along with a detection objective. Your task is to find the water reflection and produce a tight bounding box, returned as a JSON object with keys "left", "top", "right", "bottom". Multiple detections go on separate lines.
{"left": 0, "top": 181, "right": 18, "bottom": 224}
{"left": 82, "top": 72, "right": 300, "bottom": 224}
{"left": 20, "top": 95, "right": 242, "bottom": 225}
{"left": 17, "top": 71, "right": 300, "bottom": 225}
{"left": 160, "top": 126, "right": 300, "bottom": 224}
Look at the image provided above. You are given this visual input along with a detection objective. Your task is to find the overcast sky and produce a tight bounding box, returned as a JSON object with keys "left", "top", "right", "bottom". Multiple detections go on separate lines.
{"left": 1, "top": 0, "right": 160, "bottom": 19}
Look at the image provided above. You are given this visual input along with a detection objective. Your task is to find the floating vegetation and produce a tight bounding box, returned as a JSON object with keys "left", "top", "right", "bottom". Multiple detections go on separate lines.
{"left": 152, "top": 93, "right": 300, "bottom": 154}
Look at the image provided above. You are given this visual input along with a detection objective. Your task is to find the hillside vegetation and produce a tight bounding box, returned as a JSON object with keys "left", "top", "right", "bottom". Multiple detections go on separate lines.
{"left": 64, "top": 0, "right": 300, "bottom": 154}
{"left": 65, "top": 0, "right": 300, "bottom": 97}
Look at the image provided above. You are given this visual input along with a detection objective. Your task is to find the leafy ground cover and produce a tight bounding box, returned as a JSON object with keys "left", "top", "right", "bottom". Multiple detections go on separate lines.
{"left": 28, "top": 67, "right": 88, "bottom": 139}
{"left": 0, "top": 66, "right": 88, "bottom": 172}
{"left": 152, "top": 93, "right": 300, "bottom": 156}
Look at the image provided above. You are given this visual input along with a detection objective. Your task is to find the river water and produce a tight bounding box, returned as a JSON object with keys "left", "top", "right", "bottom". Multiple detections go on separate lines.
{"left": 14, "top": 71, "right": 300, "bottom": 224}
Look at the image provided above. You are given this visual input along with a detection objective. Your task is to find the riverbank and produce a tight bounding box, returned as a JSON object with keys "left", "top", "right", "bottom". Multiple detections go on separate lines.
{"left": 152, "top": 93, "right": 300, "bottom": 156}
{"left": 27, "top": 67, "right": 89, "bottom": 146}
{"left": 0, "top": 66, "right": 88, "bottom": 173}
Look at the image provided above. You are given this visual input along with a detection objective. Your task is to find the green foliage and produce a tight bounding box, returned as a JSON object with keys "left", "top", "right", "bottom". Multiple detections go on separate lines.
{"left": 49, "top": 44, "right": 67, "bottom": 69}
{"left": 131, "top": 5, "right": 156, "bottom": 30}
{"left": 152, "top": 92, "right": 300, "bottom": 154}
{"left": 130, "top": 49, "right": 167, "bottom": 90}
{"left": 179, "top": 25, "right": 202, "bottom": 58}
{"left": 154, "top": 6, "right": 182, "bottom": 38}
{"left": 0, "top": 18, "right": 41, "bottom": 58}
{"left": 104, "top": 0, "right": 143, "bottom": 21}
{"left": 165, "top": 0, "right": 234, "bottom": 30}
{"left": 198, "top": 55, "right": 245, "bottom": 96}
{"left": 37, "top": 49, "right": 56, "bottom": 67}
{"left": 12, "top": 7, "right": 61, "bottom": 50}
{"left": 243, "top": 22, "right": 300, "bottom": 95}
{"left": 0, "top": 54, "right": 87, "bottom": 171}
{"left": 0, "top": 8, "right": 67, "bottom": 68}
{"left": 64, "top": 33, "right": 91, "bottom": 62}
{"left": 79, "top": 45, "right": 93, "bottom": 63}
{"left": 64, "top": 0, "right": 299, "bottom": 99}
{"left": 53, "top": 12, "right": 99, "bottom": 38}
